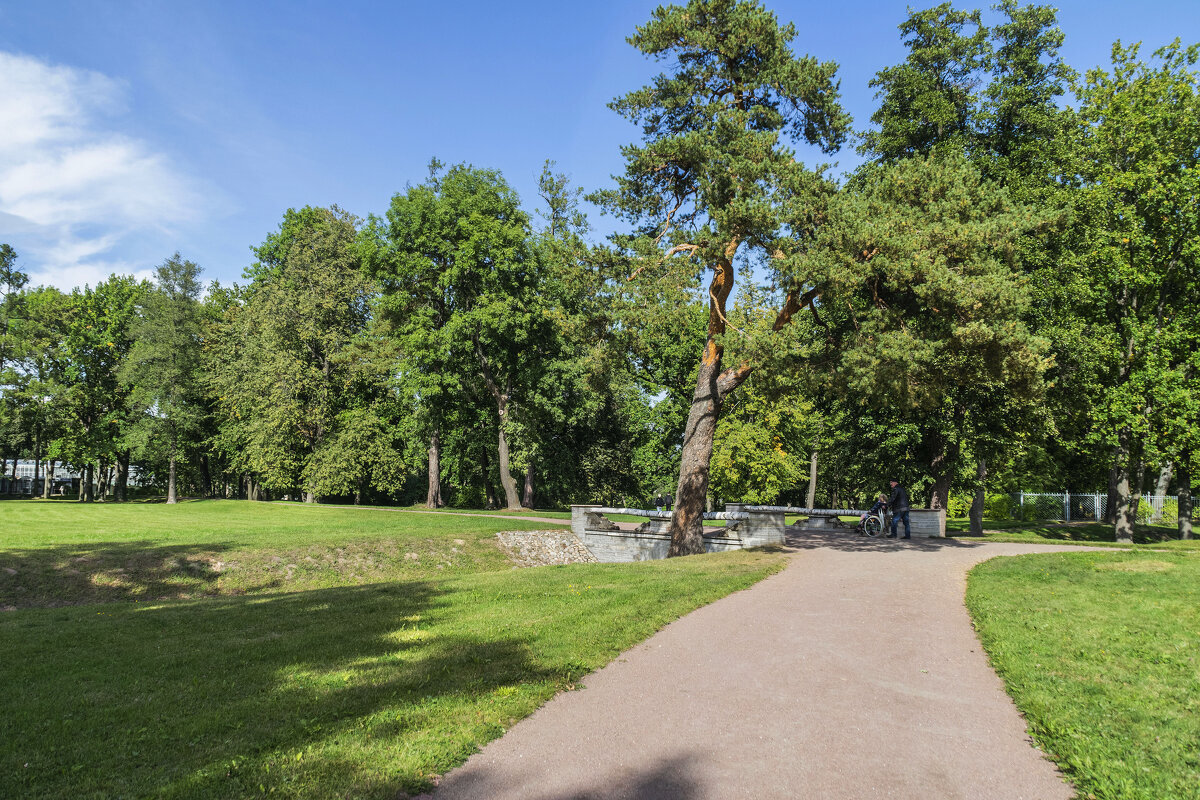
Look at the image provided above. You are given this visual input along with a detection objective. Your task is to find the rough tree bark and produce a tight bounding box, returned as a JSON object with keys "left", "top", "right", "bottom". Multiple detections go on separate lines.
{"left": 522, "top": 462, "right": 535, "bottom": 509}
{"left": 43, "top": 459, "right": 54, "bottom": 499}
{"left": 426, "top": 428, "right": 444, "bottom": 508}
{"left": 1112, "top": 429, "right": 1144, "bottom": 544}
{"left": 167, "top": 455, "right": 178, "bottom": 504}
{"left": 474, "top": 336, "right": 523, "bottom": 511}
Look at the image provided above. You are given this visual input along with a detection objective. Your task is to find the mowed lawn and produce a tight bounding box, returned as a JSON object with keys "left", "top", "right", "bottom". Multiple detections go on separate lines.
{"left": 0, "top": 499, "right": 569, "bottom": 608}
{"left": 0, "top": 500, "right": 786, "bottom": 798}
{"left": 967, "top": 551, "right": 1200, "bottom": 800}
{"left": 946, "top": 518, "right": 1200, "bottom": 550}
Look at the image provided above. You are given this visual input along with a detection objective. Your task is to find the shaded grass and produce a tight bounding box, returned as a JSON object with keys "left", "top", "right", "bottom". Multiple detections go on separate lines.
{"left": 1, "top": 551, "right": 785, "bottom": 799}
{"left": 946, "top": 518, "right": 1199, "bottom": 550}
{"left": 966, "top": 551, "right": 1200, "bottom": 799}
{"left": 0, "top": 500, "right": 567, "bottom": 608}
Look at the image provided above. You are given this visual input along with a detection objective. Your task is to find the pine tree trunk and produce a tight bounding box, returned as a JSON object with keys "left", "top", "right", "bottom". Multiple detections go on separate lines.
{"left": 667, "top": 355, "right": 723, "bottom": 556}
{"left": 969, "top": 457, "right": 986, "bottom": 536}
{"left": 1178, "top": 466, "right": 1192, "bottom": 540}
{"left": 522, "top": 461, "right": 535, "bottom": 509}
{"left": 426, "top": 428, "right": 443, "bottom": 508}
{"left": 167, "top": 455, "right": 178, "bottom": 504}
{"left": 806, "top": 450, "right": 817, "bottom": 509}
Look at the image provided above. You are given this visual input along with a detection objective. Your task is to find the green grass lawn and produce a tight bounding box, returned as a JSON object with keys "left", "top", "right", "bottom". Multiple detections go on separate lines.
{"left": 0, "top": 499, "right": 572, "bottom": 608}
{"left": 946, "top": 517, "right": 1200, "bottom": 550}
{"left": 967, "top": 551, "right": 1200, "bottom": 799}
{"left": 0, "top": 499, "right": 785, "bottom": 798}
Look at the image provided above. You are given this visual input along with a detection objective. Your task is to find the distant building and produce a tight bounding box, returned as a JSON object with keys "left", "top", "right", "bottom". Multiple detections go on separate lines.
{"left": 1, "top": 460, "right": 148, "bottom": 496}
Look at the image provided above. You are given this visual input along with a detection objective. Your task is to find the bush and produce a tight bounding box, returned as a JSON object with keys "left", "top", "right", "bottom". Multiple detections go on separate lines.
{"left": 947, "top": 494, "right": 972, "bottom": 518}
{"left": 984, "top": 492, "right": 1014, "bottom": 521}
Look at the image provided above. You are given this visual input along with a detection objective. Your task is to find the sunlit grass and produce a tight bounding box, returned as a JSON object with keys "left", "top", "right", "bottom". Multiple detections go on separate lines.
{"left": 1, "top": 551, "right": 784, "bottom": 799}
{"left": 0, "top": 499, "right": 567, "bottom": 607}
{"left": 967, "top": 551, "right": 1200, "bottom": 799}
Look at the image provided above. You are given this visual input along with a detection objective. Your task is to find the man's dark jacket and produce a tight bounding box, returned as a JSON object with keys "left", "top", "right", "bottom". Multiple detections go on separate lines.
{"left": 889, "top": 484, "right": 910, "bottom": 512}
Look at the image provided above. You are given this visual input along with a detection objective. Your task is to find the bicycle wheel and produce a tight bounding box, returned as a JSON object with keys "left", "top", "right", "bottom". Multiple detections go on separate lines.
{"left": 864, "top": 516, "right": 883, "bottom": 537}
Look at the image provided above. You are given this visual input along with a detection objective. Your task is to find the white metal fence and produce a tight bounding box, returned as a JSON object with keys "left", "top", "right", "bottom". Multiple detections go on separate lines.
{"left": 1012, "top": 492, "right": 1185, "bottom": 524}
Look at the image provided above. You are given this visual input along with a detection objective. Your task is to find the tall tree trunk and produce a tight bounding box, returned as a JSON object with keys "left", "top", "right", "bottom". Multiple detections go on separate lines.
{"left": 115, "top": 453, "right": 129, "bottom": 502}
{"left": 354, "top": 476, "right": 364, "bottom": 506}
{"left": 1105, "top": 448, "right": 1122, "bottom": 524}
{"left": 1178, "top": 465, "right": 1192, "bottom": 540}
{"left": 969, "top": 457, "right": 987, "bottom": 536}
{"left": 43, "top": 459, "right": 54, "bottom": 499}
{"left": 304, "top": 490, "right": 316, "bottom": 504}
{"left": 167, "top": 455, "right": 178, "bottom": 504}
{"left": 83, "top": 463, "right": 94, "bottom": 503}
{"left": 1112, "top": 429, "right": 1143, "bottom": 543}
{"left": 495, "top": 411, "right": 522, "bottom": 510}
{"left": 806, "top": 450, "right": 817, "bottom": 509}
{"left": 522, "top": 461, "right": 535, "bottom": 509}
{"left": 472, "top": 336, "right": 522, "bottom": 510}
{"left": 426, "top": 428, "right": 444, "bottom": 508}
{"left": 1153, "top": 461, "right": 1173, "bottom": 496}
{"left": 666, "top": 244, "right": 754, "bottom": 557}
{"left": 668, "top": 356, "right": 724, "bottom": 556}
{"left": 247, "top": 476, "right": 259, "bottom": 502}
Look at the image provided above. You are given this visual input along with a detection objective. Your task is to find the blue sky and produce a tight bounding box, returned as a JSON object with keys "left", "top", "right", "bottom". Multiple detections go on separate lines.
{"left": 1, "top": 0, "right": 1197, "bottom": 289}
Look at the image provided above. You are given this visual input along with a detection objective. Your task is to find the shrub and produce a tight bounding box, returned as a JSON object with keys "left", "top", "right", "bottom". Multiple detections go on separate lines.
{"left": 984, "top": 492, "right": 1013, "bottom": 521}
{"left": 947, "top": 494, "right": 973, "bottom": 518}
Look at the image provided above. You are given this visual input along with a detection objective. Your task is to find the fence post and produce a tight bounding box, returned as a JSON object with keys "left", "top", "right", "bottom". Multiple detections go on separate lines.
{"left": 1064, "top": 492, "right": 1071, "bottom": 522}
{"left": 1019, "top": 491, "right": 1024, "bottom": 518}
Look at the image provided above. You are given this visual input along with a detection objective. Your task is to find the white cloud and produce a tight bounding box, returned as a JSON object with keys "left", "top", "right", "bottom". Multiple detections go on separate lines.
{"left": 0, "top": 51, "right": 203, "bottom": 289}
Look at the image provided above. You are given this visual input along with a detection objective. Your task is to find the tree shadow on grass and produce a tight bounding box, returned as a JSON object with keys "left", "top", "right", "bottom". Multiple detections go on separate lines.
{"left": 1, "top": 579, "right": 567, "bottom": 799}
{"left": 950, "top": 522, "right": 1188, "bottom": 545}
{"left": 0, "top": 540, "right": 247, "bottom": 609}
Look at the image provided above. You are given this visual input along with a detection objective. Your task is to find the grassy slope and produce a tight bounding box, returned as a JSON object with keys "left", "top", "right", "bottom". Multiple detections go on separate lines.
{"left": 0, "top": 500, "right": 568, "bottom": 607}
{"left": 0, "top": 500, "right": 786, "bottom": 799}
{"left": 967, "top": 551, "right": 1200, "bottom": 799}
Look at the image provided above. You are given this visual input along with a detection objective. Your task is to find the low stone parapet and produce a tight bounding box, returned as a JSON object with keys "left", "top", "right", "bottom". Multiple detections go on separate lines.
{"left": 569, "top": 506, "right": 751, "bottom": 562}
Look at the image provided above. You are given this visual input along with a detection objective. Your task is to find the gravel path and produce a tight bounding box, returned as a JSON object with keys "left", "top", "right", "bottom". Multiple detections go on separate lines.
{"left": 418, "top": 529, "right": 1093, "bottom": 800}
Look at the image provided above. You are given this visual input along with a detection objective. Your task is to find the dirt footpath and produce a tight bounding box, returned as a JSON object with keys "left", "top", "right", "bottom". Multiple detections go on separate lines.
{"left": 418, "top": 531, "right": 1094, "bottom": 800}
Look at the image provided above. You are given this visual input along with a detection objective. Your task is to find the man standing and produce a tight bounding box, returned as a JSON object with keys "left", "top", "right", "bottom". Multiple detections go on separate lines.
{"left": 886, "top": 478, "right": 911, "bottom": 539}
